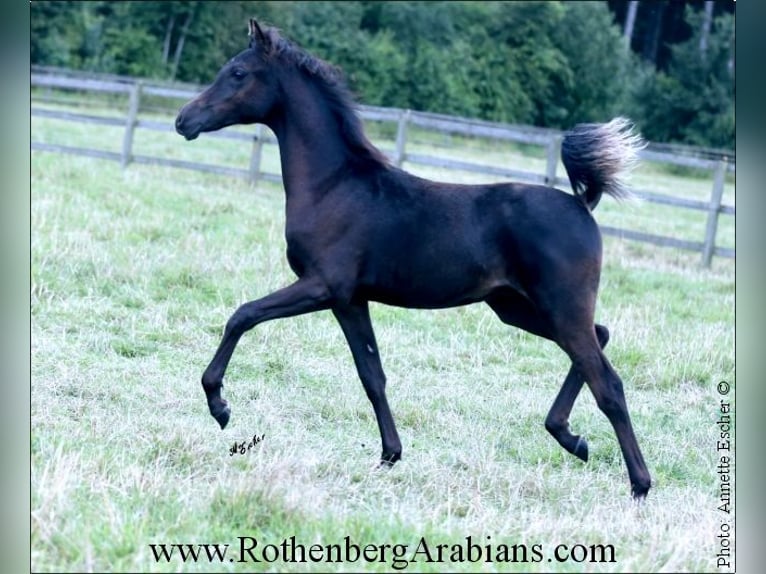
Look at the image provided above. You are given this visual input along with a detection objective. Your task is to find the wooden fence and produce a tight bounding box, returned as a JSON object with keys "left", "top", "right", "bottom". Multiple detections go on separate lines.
{"left": 30, "top": 68, "right": 735, "bottom": 267}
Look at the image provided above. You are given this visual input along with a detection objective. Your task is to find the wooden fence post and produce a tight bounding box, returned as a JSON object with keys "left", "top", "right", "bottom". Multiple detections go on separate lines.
{"left": 701, "top": 158, "right": 727, "bottom": 267}
{"left": 249, "top": 124, "right": 264, "bottom": 185}
{"left": 545, "top": 134, "right": 562, "bottom": 186}
{"left": 394, "top": 109, "right": 410, "bottom": 167}
{"left": 121, "top": 82, "right": 142, "bottom": 168}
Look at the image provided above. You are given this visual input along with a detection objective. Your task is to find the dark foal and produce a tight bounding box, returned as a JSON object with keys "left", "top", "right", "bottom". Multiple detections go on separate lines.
{"left": 175, "top": 19, "right": 651, "bottom": 498}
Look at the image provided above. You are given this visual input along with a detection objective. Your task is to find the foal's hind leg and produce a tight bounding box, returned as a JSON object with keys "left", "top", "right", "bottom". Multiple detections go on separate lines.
{"left": 487, "top": 291, "right": 601, "bottom": 461}
{"left": 544, "top": 324, "right": 609, "bottom": 462}
{"left": 556, "top": 324, "right": 651, "bottom": 498}
{"left": 487, "top": 292, "right": 615, "bottom": 465}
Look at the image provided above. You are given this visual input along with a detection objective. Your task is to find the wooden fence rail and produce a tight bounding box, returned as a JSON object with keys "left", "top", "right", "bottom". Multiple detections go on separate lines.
{"left": 30, "top": 70, "right": 735, "bottom": 267}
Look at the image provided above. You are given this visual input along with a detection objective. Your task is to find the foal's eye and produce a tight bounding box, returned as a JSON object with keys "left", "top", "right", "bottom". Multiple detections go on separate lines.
{"left": 231, "top": 69, "right": 246, "bottom": 80}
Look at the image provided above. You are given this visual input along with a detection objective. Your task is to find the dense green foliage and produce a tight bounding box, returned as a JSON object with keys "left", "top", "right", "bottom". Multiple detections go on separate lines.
{"left": 630, "top": 7, "right": 735, "bottom": 149}
{"left": 30, "top": 1, "right": 734, "bottom": 149}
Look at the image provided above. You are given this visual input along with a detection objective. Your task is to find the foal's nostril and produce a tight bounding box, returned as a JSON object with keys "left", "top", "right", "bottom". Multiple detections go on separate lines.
{"left": 175, "top": 109, "right": 200, "bottom": 141}
{"left": 174, "top": 112, "right": 185, "bottom": 134}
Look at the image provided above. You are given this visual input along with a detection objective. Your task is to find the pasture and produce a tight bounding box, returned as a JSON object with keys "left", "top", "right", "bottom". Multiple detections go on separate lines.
{"left": 31, "top": 116, "right": 734, "bottom": 571}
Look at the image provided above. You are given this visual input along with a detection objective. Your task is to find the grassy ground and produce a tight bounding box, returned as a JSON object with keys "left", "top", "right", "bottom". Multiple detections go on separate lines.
{"left": 32, "top": 116, "right": 734, "bottom": 571}
{"left": 31, "top": 92, "right": 734, "bottom": 571}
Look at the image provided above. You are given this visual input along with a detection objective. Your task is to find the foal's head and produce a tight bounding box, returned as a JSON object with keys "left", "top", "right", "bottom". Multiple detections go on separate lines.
{"left": 176, "top": 18, "right": 388, "bottom": 166}
{"left": 175, "top": 19, "right": 282, "bottom": 140}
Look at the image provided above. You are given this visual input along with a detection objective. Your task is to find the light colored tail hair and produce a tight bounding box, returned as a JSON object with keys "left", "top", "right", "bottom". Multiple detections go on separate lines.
{"left": 561, "top": 117, "right": 646, "bottom": 210}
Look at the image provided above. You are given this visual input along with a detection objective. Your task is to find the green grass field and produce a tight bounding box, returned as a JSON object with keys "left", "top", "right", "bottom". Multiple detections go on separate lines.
{"left": 32, "top": 110, "right": 734, "bottom": 572}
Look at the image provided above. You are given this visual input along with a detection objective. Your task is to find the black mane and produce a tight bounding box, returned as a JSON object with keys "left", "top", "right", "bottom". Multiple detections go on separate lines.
{"left": 262, "top": 28, "right": 389, "bottom": 166}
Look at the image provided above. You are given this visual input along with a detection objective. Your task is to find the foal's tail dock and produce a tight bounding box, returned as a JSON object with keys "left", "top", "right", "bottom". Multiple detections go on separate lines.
{"left": 561, "top": 117, "right": 646, "bottom": 210}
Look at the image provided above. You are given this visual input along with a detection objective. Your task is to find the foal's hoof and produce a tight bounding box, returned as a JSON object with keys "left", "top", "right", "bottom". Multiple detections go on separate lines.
{"left": 572, "top": 435, "right": 589, "bottom": 462}
{"left": 210, "top": 402, "right": 231, "bottom": 430}
{"left": 631, "top": 479, "right": 651, "bottom": 500}
{"left": 379, "top": 451, "right": 401, "bottom": 468}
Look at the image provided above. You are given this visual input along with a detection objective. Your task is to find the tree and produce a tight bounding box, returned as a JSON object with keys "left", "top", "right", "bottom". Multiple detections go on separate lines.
{"left": 623, "top": 0, "right": 638, "bottom": 49}
{"left": 30, "top": 1, "right": 734, "bottom": 147}
{"left": 629, "top": 6, "right": 734, "bottom": 148}
{"left": 549, "top": 1, "right": 635, "bottom": 126}
{"left": 171, "top": 2, "right": 268, "bottom": 83}
{"left": 31, "top": 1, "right": 96, "bottom": 69}
{"left": 699, "top": 0, "right": 714, "bottom": 57}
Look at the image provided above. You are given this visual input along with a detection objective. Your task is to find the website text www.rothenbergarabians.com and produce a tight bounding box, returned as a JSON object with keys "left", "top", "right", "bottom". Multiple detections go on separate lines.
{"left": 149, "top": 535, "right": 616, "bottom": 569}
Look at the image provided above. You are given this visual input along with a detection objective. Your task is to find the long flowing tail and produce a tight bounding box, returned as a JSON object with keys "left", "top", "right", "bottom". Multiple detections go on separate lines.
{"left": 561, "top": 117, "right": 646, "bottom": 211}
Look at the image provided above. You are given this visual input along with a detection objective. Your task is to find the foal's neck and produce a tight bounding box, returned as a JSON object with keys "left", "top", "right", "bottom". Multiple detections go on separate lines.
{"left": 267, "top": 76, "right": 354, "bottom": 204}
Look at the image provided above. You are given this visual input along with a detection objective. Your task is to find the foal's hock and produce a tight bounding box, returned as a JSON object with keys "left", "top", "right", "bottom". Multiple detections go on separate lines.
{"left": 175, "top": 19, "right": 651, "bottom": 498}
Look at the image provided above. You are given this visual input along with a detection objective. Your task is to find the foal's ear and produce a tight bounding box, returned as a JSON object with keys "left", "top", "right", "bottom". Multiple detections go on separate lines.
{"left": 249, "top": 18, "right": 268, "bottom": 50}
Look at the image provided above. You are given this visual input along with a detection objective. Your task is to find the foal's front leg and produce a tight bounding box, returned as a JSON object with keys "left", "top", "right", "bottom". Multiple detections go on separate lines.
{"left": 201, "top": 276, "right": 331, "bottom": 429}
{"left": 332, "top": 302, "right": 402, "bottom": 465}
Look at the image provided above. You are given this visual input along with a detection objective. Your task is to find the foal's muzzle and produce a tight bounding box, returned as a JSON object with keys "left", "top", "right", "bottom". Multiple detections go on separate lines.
{"left": 175, "top": 108, "right": 201, "bottom": 141}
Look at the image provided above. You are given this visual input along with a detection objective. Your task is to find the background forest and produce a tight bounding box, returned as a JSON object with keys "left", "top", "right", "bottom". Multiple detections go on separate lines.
{"left": 31, "top": 1, "right": 735, "bottom": 149}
